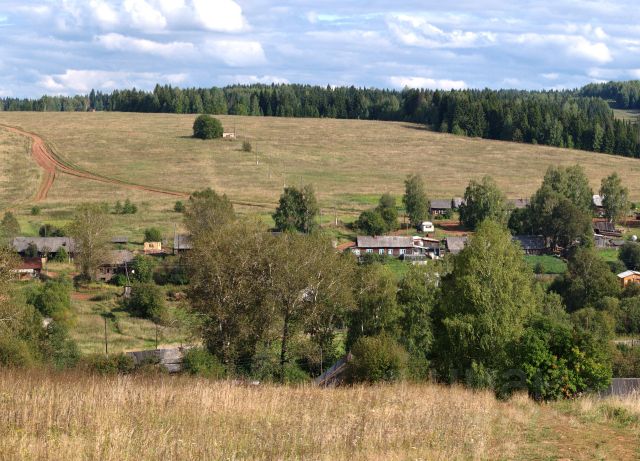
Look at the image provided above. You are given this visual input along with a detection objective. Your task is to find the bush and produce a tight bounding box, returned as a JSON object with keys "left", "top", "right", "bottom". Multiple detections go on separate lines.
{"left": 242, "top": 141, "right": 252, "bottom": 152}
{"left": 620, "top": 241, "right": 640, "bottom": 270}
{"left": 182, "top": 348, "right": 226, "bottom": 378}
{"left": 53, "top": 246, "right": 68, "bottom": 263}
{"left": 115, "top": 198, "right": 137, "bottom": 215}
{"left": 30, "top": 206, "right": 41, "bottom": 216}
{"left": 131, "top": 255, "right": 157, "bottom": 283}
{"left": 0, "top": 336, "right": 37, "bottom": 368}
{"left": 40, "top": 322, "right": 80, "bottom": 370}
{"left": 144, "top": 228, "right": 162, "bottom": 243}
{"left": 26, "top": 278, "right": 73, "bottom": 325}
{"left": 193, "top": 114, "right": 223, "bottom": 140}
{"left": 83, "top": 353, "right": 135, "bottom": 375}
{"left": 25, "top": 242, "right": 38, "bottom": 258}
{"left": 39, "top": 224, "right": 65, "bottom": 237}
{"left": 110, "top": 273, "right": 128, "bottom": 287}
{"left": 355, "top": 209, "right": 387, "bottom": 236}
{"left": 125, "top": 282, "right": 166, "bottom": 321}
{"left": 174, "top": 201, "right": 185, "bottom": 213}
{"left": 347, "top": 334, "right": 409, "bottom": 383}
{"left": 612, "top": 345, "right": 640, "bottom": 378}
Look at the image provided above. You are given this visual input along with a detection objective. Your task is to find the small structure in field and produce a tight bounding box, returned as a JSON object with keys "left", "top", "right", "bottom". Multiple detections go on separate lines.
{"left": 445, "top": 236, "right": 468, "bottom": 255}
{"left": 418, "top": 221, "right": 435, "bottom": 233}
{"left": 126, "top": 347, "right": 191, "bottom": 373}
{"left": 513, "top": 235, "right": 547, "bottom": 255}
{"left": 143, "top": 241, "right": 163, "bottom": 255}
{"left": 14, "top": 258, "right": 43, "bottom": 280}
{"left": 430, "top": 199, "right": 453, "bottom": 216}
{"left": 618, "top": 270, "right": 640, "bottom": 288}
{"left": 222, "top": 127, "right": 236, "bottom": 139}
{"left": 96, "top": 250, "right": 134, "bottom": 282}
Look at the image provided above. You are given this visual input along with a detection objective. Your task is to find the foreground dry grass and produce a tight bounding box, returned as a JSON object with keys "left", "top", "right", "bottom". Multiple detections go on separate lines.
{"left": 0, "top": 370, "right": 529, "bottom": 460}
{"left": 1, "top": 370, "right": 639, "bottom": 460}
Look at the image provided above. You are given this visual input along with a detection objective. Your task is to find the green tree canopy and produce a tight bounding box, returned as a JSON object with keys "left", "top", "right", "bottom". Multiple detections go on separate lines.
{"left": 272, "top": 185, "right": 319, "bottom": 233}
{"left": 355, "top": 209, "right": 387, "bottom": 236}
{"left": 69, "top": 204, "right": 111, "bottom": 280}
{"left": 143, "top": 227, "right": 162, "bottom": 242}
{"left": 184, "top": 188, "right": 235, "bottom": 237}
{"left": 619, "top": 241, "right": 640, "bottom": 270}
{"left": 0, "top": 212, "right": 20, "bottom": 242}
{"left": 600, "top": 172, "right": 629, "bottom": 223}
{"left": 459, "top": 176, "right": 509, "bottom": 229}
{"left": 433, "top": 220, "right": 539, "bottom": 382}
{"left": 192, "top": 114, "right": 223, "bottom": 139}
{"left": 403, "top": 174, "right": 429, "bottom": 226}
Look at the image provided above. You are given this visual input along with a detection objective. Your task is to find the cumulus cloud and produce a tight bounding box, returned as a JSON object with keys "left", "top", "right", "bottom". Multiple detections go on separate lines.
{"left": 96, "top": 33, "right": 195, "bottom": 58}
{"left": 39, "top": 69, "right": 187, "bottom": 94}
{"left": 204, "top": 40, "right": 267, "bottom": 67}
{"left": 389, "top": 76, "right": 466, "bottom": 90}
{"left": 387, "top": 14, "right": 496, "bottom": 48}
{"left": 511, "top": 33, "right": 612, "bottom": 64}
{"left": 230, "top": 75, "right": 290, "bottom": 85}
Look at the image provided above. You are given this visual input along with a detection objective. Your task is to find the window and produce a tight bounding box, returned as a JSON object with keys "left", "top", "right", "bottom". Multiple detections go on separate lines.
{"left": 352, "top": 249, "right": 361, "bottom": 256}
{"left": 366, "top": 249, "right": 373, "bottom": 253}
{"left": 388, "top": 249, "right": 393, "bottom": 255}
{"left": 379, "top": 249, "right": 384, "bottom": 255}
{"left": 400, "top": 249, "right": 406, "bottom": 255}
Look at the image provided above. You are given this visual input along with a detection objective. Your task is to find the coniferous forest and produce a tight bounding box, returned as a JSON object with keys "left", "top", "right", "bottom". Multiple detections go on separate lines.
{"left": 2, "top": 82, "right": 640, "bottom": 157}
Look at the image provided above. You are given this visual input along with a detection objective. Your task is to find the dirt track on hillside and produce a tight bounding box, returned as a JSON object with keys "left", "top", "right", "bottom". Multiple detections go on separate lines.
{"left": 1, "top": 124, "right": 188, "bottom": 201}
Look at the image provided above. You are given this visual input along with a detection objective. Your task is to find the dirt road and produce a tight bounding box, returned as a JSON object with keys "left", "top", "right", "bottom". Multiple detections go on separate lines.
{"left": 1, "top": 124, "right": 188, "bottom": 201}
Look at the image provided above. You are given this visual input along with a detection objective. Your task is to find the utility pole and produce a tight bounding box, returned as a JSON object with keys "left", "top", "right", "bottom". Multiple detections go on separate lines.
{"left": 104, "top": 315, "right": 108, "bottom": 357}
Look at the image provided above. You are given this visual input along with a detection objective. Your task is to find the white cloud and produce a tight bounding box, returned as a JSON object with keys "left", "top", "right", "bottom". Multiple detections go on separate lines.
{"left": 389, "top": 76, "right": 466, "bottom": 90}
{"left": 542, "top": 72, "right": 560, "bottom": 80}
{"left": 96, "top": 33, "right": 195, "bottom": 58}
{"left": 387, "top": 14, "right": 496, "bottom": 48}
{"left": 191, "top": 0, "right": 247, "bottom": 32}
{"left": 90, "top": 0, "right": 119, "bottom": 28}
{"left": 204, "top": 40, "right": 266, "bottom": 67}
{"left": 511, "top": 33, "right": 612, "bottom": 63}
{"left": 38, "top": 69, "right": 188, "bottom": 94}
{"left": 230, "top": 75, "right": 290, "bottom": 85}
{"left": 123, "top": 0, "right": 167, "bottom": 31}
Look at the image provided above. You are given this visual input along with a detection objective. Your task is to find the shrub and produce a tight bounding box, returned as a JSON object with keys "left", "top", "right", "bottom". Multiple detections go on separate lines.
{"left": 131, "top": 255, "right": 157, "bottom": 283}
{"left": 25, "top": 242, "right": 38, "bottom": 258}
{"left": 26, "top": 279, "right": 73, "bottom": 325}
{"left": 30, "top": 206, "right": 41, "bottom": 216}
{"left": 0, "top": 337, "right": 37, "bottom": 368}
{"left": 40, "top": 323, "right": 80, "bottom": 370}
{"left": 125, "top": 282, "right": 166, "bottom": 321}
{"left": 111, "top": 273, "right": 128, "bottom": 287}
{"left": 52, "top": 246, "right": 68, "bottom": 263}
{"left": 347, "top": 334, "right": 409, "bottom": 383}
{"left": 39, "top": 224, "right": 65, "bottom": 237}
{"left": 144, "top": 228, "right": 162, "bottom": 243}
{"left": 182, "top": 348, "right": 226, "bottom": 378}
{"left": 242, "top": 141, "right": 252, "bottom": 152}
{"left": 174, "top": 201, "right": 185, "bottom": 213}
{"left": 193, "top": 114, "right": 223, "bottom": 140}
{"left": 83, "top": 353, "right": 135, "bottom": 374}
{"left": 612, "top": 345, "right": 640, "bottom": 378}
{"left": 619, "top": 241, "right": 640, "bottom": 270}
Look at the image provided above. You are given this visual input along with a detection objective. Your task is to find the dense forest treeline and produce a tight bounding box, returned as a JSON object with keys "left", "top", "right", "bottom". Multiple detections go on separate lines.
{"left": 580, "top": 81, "right": 640, "bottom": 110}
{"left": 2, "top": 82, "right": 640, "bottom": 157}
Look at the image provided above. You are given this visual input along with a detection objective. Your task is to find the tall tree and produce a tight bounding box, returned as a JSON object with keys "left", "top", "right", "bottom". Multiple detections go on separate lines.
{"left": 69, "top": 204, "right": 111, "bottom": 280}
{"left": 376, "top": 193, "right": 398, "bottom": 231}
{"left": 403, "top": 174, "right": 429, "bottom": 226}
{"left": 600, "top": 172, "right": 629, "bottom": 224}
{"left": 272, "top": 185, "right": 319, "bottom": 233}
{"left": 184, "top": 188, "right": 235, "bottom": 237}
{"left": 433, "top": 220, "right": 539, "bottom": 382}
{"left": 0, "top": 212, "right": 20, "bottom": 243}
{"left": 459, "top": 176, "right": 508, "bottom": 229}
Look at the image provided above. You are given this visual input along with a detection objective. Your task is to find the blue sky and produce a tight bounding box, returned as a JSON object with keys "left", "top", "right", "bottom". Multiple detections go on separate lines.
{"left": 1, "top": 0, "right": 639, "bottom": 97}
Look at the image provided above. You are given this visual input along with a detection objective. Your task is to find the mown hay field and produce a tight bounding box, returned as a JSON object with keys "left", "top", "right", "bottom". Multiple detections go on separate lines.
{"left": 3, "top": 112, "right": 640, "bottom": 209}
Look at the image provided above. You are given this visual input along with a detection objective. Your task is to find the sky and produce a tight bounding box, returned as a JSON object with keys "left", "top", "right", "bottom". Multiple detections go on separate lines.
{"left": 1, "top": 0, "right": 640, "bottom": 98}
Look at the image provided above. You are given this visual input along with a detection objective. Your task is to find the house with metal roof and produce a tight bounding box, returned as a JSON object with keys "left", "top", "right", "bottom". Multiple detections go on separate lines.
{"left": 618, "top": 270, "right": 640, "bottom": 288}
{"left": 96, "top": 250, "right": 135, "bottom": 282}
{"left": 12, "top": 237, "right": 76, "bottom": 258}
{"left": 430, "top": 199, "right": 454, "bottom": 216}
{"left": 351, "top": 236, "right": 421, "bottom": 257}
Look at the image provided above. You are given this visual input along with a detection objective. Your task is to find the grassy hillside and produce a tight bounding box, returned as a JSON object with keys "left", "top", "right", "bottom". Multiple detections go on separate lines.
{"left": 3, "top": 113, "right": 640, "bottom": 207}
{"left": 1, "top": 369, "right": 639, "bottom": 460}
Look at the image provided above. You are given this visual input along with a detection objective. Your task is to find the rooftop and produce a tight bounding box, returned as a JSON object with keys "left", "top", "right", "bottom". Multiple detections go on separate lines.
{"left": 356, "top": 236, "right": 414, "bottom": 248}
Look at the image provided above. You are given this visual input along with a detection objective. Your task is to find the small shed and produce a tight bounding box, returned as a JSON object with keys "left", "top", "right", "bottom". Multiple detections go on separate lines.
{"left": 173, "top": 234, "right": 193, "bottom": 254}
{"left": 14, "top": 258, "right": 43, "bottom": 280}
{"left": 618, "top": 270, "right": 640, "bottom": 288}
{"left": 144, "top": 241, "right": 163, "bottom": 255}
{"left": 430, "top": 199, "right": 453, "bottom": 216}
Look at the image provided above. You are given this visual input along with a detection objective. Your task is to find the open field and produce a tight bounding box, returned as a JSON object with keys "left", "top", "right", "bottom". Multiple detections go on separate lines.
{"left": 0, "top": 369, "right": 639, "bottom": 460}
{"left": 3, "top": 112, "right": 640, "bottom": 213}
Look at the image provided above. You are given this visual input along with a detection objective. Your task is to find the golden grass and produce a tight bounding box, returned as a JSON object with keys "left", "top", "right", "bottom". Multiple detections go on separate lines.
{"left": 0, "top": 128, "right": 40, "bottom": 209}
{"left": 3, "top": 112, "right": 640, "bottom": 211}
{"left": 0, "top": 370, "right": 531, "bottom": 460}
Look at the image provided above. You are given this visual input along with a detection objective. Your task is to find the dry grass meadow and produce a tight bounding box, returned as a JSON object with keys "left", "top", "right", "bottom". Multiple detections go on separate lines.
{"left": 0, "top": 369, "right": 639, "bottom": 460}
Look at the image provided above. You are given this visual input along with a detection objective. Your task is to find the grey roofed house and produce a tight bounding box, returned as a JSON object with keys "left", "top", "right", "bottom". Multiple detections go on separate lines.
{"left": 430, "top": 199, "right": 453, "bottom": 211}
{"left": 445, "top": 236, "right": 468, "bottom": 255}
{"left": 173, "top": 234, "right": 193, "bottom": 252}
{"left": 513, "top": 235, "right": 546, "bottom": 254}
{"left": 356, "top": 236, "right": 414, "bottom": 248}
{"left": 510, "top": 198, "right": 530, "bottom": 209}
{"left": 12, "top": 237, "right": 76, "bottom": 254}
{"left": 105, "top": 249, "right": 135, "bottom": 265}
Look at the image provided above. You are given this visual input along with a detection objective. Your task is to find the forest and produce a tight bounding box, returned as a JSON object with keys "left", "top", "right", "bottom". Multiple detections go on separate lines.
{"left": 1, "top": 81, "right": 640, "bottom": 157}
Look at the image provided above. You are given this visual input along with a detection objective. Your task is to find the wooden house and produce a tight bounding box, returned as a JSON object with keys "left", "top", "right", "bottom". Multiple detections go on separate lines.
{"left": 96, "top": 250, "right": 134, "bottom": 282}
{"left": 513, "top": 235, "right": 547, "bottom": 255}
{"left": 618, "top": 270, "right": 640, "bottom": 288}
{"left": 430, "top": 199, "right": 453, "bottom": 216}
{"left": 12, "top": 237, "right": 75, "bottom": 259}
{"left": 593, "top": 221, "right": 622, "bottom": 237}
{"left": 143, "top": 241, "right": 164, "bottom": 255}
{"left": 351, "top": 236, "right": 420, "bottom": 257}
{"left": 14, "top": 258, "right": 43, "bottom": 280}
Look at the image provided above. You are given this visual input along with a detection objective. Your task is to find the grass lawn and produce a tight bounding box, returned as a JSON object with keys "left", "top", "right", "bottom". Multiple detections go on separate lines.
{"left": 598, "top": 248, "right": 620, "bottom": 263}
{"left": 524, "top": 255, "right": 567, "bottom": 274}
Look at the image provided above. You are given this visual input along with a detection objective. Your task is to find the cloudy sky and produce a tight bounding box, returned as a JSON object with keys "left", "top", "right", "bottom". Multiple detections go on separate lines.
{"left": 1, "top": 0, "right": 639, "bottom": 97}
